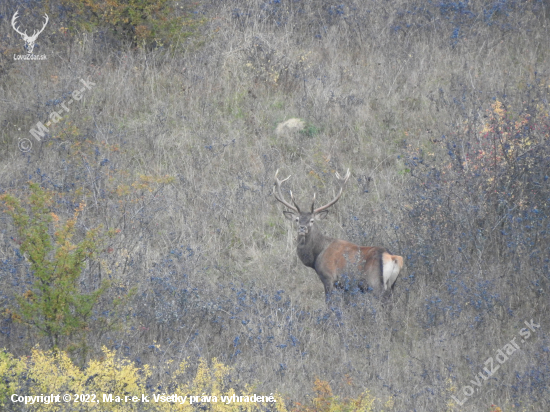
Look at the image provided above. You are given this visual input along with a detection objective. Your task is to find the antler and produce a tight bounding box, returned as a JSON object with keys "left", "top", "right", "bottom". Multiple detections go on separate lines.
{"left": 11, "top": 11, "right": 48, "bottom": 40}
{"left": 29, "top": 13, "right": 49, "bottom": 41}
{"left": 274, "top": 169, "right": 300, "bottom": 213}
{"left": 11, "top": 10, "right": 27, "bottom": 37}
{"left": 313, "top": 169, "right": 351, "bottom": 214}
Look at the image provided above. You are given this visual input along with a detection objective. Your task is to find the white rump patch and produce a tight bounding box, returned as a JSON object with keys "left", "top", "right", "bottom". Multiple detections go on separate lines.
{"left": 382, "top": 254, "right": 402, "bottom": 290}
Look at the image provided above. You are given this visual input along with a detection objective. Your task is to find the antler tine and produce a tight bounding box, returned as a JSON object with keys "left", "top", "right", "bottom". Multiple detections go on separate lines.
{"left": 39, "top": 14, "right": 48, "bottom": 34}
{"left": 275, "top": 169, "right": 291, "bottom": 184}
{"left": 289, "top": 190, "right": 301, "bottom": 212}
{"left": 313, "top": 169, "right": 351, "bottom": 214}
{"left": 311, "top": 192, "right": 316, "bottom": 213}
{"left": 29, "top": 13, "right": 48, "bottom": 40}
{"left": 274, "top": 169, "right": 300, "bottom": 213}
{"left": 335, "top": 168, "right": 351, "bottom": 184}
{"left": 11, "top": 10, "right": 27, "bottom": 37}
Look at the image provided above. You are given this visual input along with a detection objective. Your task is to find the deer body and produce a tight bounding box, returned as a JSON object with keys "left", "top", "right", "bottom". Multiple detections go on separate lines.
{"left": 275, "top": 169, "right": 403, "bottom": 302}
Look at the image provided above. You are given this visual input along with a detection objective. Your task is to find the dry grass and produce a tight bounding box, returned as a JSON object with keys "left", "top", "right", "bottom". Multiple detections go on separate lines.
{"left": 1, "top": 0, "right": 550, "bottom": 410}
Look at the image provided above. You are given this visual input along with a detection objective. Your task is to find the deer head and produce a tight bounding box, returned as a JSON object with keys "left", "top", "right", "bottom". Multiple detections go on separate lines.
{"left": 274, "top": 169, "right": 350, "bottom": 245}
{"left": 12, "top": 10, "right": 49, "bottom": 54}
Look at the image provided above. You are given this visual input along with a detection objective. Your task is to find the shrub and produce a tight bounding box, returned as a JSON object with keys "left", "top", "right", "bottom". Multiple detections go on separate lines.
{"left": 291, "top": 378, "right": 392, "bottom": 412}
{"left": 401, "top": 83, "right": 550, "bottom": 276}
{"left": 1, "top": 183, "right": 116, "bottom": 351}
{"left": 0, "top": 346, "right": 288, "bottom": 411}
{"left": 59, "top": 0, "right": 206, "bottom": 49}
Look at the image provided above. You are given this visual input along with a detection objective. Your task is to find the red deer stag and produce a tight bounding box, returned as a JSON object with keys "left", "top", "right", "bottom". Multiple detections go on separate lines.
{"left": 274, "top": 169, "right": 403, "bottom": 302}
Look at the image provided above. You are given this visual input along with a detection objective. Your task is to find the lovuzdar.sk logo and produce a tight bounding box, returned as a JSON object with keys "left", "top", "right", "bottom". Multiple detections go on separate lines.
{"left": 11, "top": 9, "right": 48, "bottom": 60}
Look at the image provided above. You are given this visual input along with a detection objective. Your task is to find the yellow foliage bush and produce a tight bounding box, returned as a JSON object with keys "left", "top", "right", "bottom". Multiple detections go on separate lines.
{"left": 0, "top": 346, "right": 287, "bottom": 411}
{"left": 291, "top": 378, "right": 392, "bottom": 412}
{"left": 58, "top": 0, "right": 206, "bottom": 49}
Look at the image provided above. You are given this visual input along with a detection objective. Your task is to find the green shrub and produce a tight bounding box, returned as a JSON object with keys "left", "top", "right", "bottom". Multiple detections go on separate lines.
{"left": 1, "top": 183, "right": 116, "bottom": 350}
{"left": 59, "top": 0, "right": 206, "bottom": 49}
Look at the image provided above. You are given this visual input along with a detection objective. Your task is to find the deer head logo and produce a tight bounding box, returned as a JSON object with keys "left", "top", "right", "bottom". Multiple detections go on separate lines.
{"left": 11, "top": 10, "right": 49, "bottom": 54}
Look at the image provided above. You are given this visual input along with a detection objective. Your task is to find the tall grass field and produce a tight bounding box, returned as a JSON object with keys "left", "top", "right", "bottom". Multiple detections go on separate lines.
{"left": 1, "top": 0, "right": 549, "bottom": 410}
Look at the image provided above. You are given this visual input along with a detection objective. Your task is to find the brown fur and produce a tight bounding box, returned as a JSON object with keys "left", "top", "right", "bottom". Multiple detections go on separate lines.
{"left": 309, "top": 237, "right": 403, "bottom": 301}
{"left": 275, "top": 169, "right": 404, "bottom": 302}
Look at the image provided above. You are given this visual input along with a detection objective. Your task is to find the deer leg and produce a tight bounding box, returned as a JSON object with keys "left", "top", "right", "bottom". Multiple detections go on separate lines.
{"left": 323, "top": 281, "right": 334, "bottom": 303}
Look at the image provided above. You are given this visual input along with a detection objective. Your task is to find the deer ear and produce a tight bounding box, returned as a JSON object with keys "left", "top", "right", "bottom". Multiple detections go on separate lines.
{"left": 283, "top": 210, "right": 297, "bottom": 220}
{"left": 315, "top": 210, "right": 329, "bottom": 220}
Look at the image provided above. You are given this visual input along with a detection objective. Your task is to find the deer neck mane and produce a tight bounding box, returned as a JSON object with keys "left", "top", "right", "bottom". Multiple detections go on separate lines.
{"left": 296, "top": 224, "right": 332, "bottom": 268}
